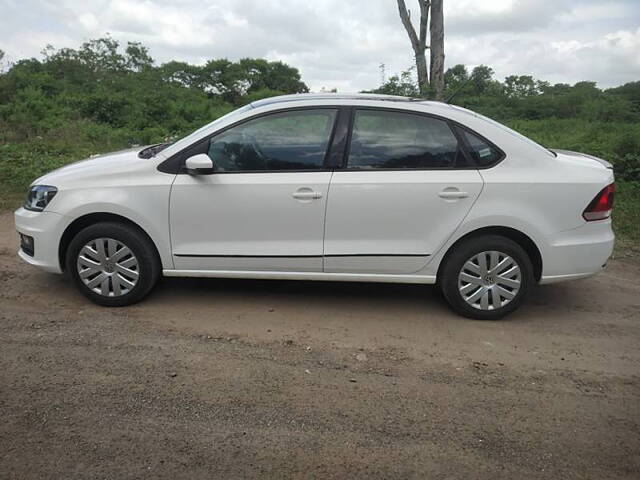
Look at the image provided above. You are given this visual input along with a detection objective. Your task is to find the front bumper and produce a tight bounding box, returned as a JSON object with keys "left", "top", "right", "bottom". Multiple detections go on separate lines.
{"left": 14, "top": 207, "right": 66, "bottom": 274}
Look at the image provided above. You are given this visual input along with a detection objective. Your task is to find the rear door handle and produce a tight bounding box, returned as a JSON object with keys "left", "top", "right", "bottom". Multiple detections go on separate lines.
{"left": 438, "top": 190, "right": 469, "bottom": 199}
{"left": 292, "top": 189, "right": 323, "bottom": 200}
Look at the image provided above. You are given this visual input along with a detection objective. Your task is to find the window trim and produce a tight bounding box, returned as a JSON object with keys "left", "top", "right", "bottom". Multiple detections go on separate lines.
{"left": 341, "top": 106, "right": 505, "bottom": 171}
{"left": 157, "top": 106, "right": 344, "bottom": 174}
{"left": 325, "top": 107, "right": 352, "bottom": 168}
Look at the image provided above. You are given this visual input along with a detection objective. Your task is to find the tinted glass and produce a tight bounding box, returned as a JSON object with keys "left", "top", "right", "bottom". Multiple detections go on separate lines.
{"left": 461, "top": 129, "right": 502, "bottom": 167}
{"left": 207, "top": 109, "right": 337, "bottom": 172}
{"left": 347, "top": 110, "right": 464, "bottom": 169}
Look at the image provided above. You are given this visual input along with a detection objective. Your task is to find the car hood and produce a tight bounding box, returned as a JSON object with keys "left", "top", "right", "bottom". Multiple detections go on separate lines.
{"left": 552, "top": 149, "right": 613, "bottom": 170}
{"left": 31, "top": 147, "right": 152, "bottom": 187}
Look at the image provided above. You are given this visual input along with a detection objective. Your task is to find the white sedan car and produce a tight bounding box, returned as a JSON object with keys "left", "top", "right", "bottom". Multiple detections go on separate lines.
{"left": 15, "top": 94, "right": 615, "bottom": 319}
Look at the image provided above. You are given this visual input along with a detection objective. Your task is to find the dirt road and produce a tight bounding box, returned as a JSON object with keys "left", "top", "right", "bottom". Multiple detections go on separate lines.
{"left": 1, "top": 211, "right": 639, "bottom": 479}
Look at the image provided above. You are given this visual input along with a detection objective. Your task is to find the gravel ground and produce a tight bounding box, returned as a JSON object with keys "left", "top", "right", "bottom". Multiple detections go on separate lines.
{"left": 1, "top": 212, "right": 639, "bottom": 479}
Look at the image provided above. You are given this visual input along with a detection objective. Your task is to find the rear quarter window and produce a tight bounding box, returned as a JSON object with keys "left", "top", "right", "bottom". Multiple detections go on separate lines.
{"left": 459, "top": 128, "right": 503, "bottom": 167}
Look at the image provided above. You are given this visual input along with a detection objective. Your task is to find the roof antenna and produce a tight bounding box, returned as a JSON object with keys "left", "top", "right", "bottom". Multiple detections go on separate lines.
{"left": 445, "top": 75, "right": 473, "bottom": 104}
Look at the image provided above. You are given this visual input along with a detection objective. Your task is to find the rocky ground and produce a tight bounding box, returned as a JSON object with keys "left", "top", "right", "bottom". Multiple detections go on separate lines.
{"left": 1, "top": 211, "right": 639, "bottom": 479}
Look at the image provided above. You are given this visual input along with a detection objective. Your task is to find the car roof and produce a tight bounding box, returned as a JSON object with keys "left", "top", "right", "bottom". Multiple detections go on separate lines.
{"left": 250, "top": 93, "right": 449, "bottom": 109}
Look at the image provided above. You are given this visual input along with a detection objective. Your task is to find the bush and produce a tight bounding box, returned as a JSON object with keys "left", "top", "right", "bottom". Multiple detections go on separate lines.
{"left": 502, "top": 118, "right": 640, "bottom": 160}
{"left": 615, "top": 154, "right": 640, "bottom": 182}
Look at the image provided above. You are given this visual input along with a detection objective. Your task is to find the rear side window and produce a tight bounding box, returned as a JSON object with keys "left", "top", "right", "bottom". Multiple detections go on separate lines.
{"left": 347, "top": 110, "right": 468, "bottom": 169}
{"left": 460, "top": 129, "right": 502, "bottom": 167}
{"left": 207, "top": 109, "right": 337, "bottom": 172}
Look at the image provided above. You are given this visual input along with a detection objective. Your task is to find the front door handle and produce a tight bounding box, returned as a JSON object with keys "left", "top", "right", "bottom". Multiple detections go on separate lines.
{"left": 292, "top": 189, "right": 323, "bottom": 200}
{"left": 438, "top": 190, "right": 469, "bottom": 199}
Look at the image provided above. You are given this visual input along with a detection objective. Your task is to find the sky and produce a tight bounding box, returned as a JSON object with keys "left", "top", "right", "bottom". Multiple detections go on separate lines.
{"left": 1, "top": 0, "right": 639, "bottom": 92}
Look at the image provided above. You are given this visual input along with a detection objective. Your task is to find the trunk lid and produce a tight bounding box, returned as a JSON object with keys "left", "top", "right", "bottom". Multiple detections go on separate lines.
{"left": 552, "top": 149, "right": 613, "bottom": 170}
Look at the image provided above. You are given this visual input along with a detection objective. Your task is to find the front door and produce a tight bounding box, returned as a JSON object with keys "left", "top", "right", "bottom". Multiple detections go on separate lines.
{"left": 323, "top": 108, "right": 485, "bottom": 274}
{"left": 169, "top": 108, "right": 338, "bottom": 272}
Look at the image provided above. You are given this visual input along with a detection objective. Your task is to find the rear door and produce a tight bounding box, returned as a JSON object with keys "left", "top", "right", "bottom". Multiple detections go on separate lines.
{"left": 323, "top": 108, "right": 484, "bottom": 274}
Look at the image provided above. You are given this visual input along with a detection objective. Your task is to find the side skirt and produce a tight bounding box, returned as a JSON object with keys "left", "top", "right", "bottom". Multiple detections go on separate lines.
{"left": 162, "top": 269, "right": 437, "bottom": 284}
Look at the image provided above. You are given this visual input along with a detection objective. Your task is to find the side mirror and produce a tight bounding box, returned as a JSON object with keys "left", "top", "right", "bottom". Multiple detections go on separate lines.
{"left": 184, "top": 154, "right": 214, "bottom": 175}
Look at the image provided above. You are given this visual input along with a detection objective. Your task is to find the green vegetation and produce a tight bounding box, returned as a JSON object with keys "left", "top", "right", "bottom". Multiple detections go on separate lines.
{"left": 0, "top": 37, "right": 307, "bottom": 195}
{"left": 0, "top": 40, "right": 638, "bottom": 254}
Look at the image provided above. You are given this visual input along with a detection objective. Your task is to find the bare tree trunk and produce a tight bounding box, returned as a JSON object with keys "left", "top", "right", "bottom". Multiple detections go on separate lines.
{"left": 429, "top": 0, "right": 445, "bottom": 101}
{"left": 396, "top": 0, "right": 430, "bottom": 95}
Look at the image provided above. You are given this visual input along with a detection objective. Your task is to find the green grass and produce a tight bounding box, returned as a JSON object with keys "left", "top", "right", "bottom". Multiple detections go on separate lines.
{"left": 0, "top": 119, "right": 157, "bottom": 194}
{"left": 613, "top": 181, "right": 640, "bottom": 258}
{"left": 503, "top": 118, "right": 640, "bottom": 161}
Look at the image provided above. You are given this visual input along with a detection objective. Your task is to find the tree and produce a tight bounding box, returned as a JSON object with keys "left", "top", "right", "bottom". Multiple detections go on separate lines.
{"left": 470, "top": 65, "right": 495, "bottom": 94}
{"left": 396, "top": 0, "right": 445, "bottom": 100}
{"left": 366, "top": 68, "right": 420, "bottom": 97}
{"left": 125, "top": 42, "right": 154, "bottom": 72}
{"left": 396, "top": 0, "right": 429, "bottom": 95}
{"left": 444, "top": 64, "right": 468, "bottom": 91}
{"left": 606, "top": 81, "right": 640, "bottom": 113}
{"left": 504, "top": 75, "right": 539, "bottom": 98}
{"left": 429, "top": 0, "right": 444, "bottom": 100}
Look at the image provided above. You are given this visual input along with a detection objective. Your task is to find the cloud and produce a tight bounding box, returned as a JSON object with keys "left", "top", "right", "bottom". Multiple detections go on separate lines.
{"left": 446, "top": 0, "right": 572, "bottom": 35}
{"left": 548, "top": 28, "right": 640, "bottom": 84}
{"left": 0, "top": 0, "right": 638, "bottom": 91}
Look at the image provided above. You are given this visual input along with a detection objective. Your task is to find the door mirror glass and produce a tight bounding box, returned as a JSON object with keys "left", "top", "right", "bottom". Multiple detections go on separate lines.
{"left": 185, "top": 154, "right": 214, "bottom": 174}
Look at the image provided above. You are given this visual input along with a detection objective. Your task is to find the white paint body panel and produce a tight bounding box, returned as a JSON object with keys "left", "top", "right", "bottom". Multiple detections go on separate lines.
{"left": 14, "top": 94, "right": 614, "bottom": 289}
{"left": 323, "top": 170, "right": 483, "bottom": 273}
{"left": 15, "top": 148, "right": 174, "bottom": 272}
{"left": 170, "top": 172, "right": 332, "bottom": 271}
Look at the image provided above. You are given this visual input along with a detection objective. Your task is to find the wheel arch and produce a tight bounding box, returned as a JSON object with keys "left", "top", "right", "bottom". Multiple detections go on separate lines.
{"left": 436, "top": 226, "right": 543, "bottom": 282}
{"left": 58, "top": 212, "right": 161, "bottom": 272}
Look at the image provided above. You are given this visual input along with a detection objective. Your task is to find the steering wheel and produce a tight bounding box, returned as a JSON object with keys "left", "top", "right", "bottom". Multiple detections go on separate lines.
{"left": 241, "top": 132, "right": 268, "bottom": 169}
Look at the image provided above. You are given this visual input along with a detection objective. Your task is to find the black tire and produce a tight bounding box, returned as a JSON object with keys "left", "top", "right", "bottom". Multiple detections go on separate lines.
{"left": 66, "top": 222, "right": 161, "bottom": 307}
{"left": 439, "top": 235, "right": 534, "bottom": 320}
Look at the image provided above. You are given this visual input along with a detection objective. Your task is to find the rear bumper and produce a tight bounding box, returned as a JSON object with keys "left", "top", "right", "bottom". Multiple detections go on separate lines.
{"left": 540, "top": 219, "right": 614, "bottom": 284}
{"left": 14, "top": 207, "right": 66, "bottom": 274}
{"left": 539, "top": 271, "right": 604, "bottom": 285}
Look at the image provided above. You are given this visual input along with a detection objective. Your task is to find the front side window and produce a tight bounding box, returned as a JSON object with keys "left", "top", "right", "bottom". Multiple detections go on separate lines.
{"left": 347, "top": 110, "right": 466, "bottom": 169}
{"left": 207, "top": 109, "right": 337, "bottom": 172}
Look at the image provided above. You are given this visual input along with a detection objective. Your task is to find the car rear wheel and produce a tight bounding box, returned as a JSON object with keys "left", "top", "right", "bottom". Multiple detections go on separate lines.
{"left": 440, "top": 235, "right": 534, "bottom": 320}
{"left": 66, "top": 222, "right": 160, "bottom": 306}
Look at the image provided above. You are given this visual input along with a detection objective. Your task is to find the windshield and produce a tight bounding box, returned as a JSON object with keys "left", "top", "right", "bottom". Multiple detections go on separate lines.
{"left": 143, "top": 104, "right": 255, "bottom": 159}
{"left": 174, "top": 104, "right": 254, "bottom": 149}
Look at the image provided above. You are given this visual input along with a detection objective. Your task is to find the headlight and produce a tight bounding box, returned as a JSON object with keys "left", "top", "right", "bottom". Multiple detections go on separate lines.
{"left": 24, "top": 185, "right": 58, "bottom": 212}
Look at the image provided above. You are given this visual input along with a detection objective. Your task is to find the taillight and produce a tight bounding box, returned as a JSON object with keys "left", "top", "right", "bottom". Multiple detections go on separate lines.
{"left": 583, "top": 183, "right": 615, "bottom": 221}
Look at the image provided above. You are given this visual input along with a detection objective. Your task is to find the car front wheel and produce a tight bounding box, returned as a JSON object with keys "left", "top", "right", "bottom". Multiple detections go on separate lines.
{"left": 440, "top": 235, "right": 534, "bottom": 320}
{"left": 66, "top": 222, "right": 160, "bottom": 306}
